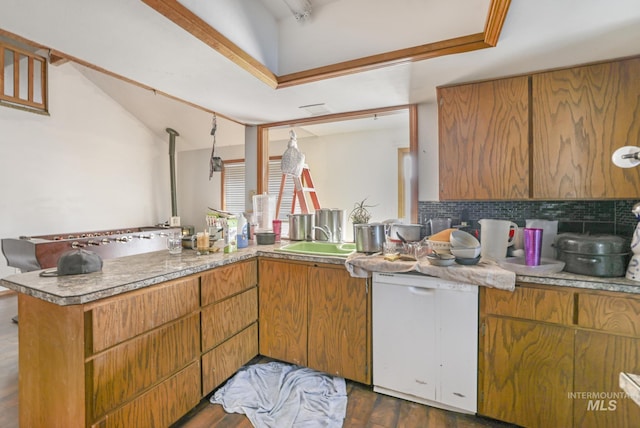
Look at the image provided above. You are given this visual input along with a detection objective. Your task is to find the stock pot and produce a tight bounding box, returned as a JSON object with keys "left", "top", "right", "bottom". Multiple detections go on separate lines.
{"left": 354, "top": 223, "right": 386, "bottom": 254}
{"left": 288, "top": 214, "right": 314, "bottom": 241}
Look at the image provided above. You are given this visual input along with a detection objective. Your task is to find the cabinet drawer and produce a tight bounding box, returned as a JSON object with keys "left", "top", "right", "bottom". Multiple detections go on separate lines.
{"left": 202, "top": 323, "right": 258, "bottom": 394}
{"left": 89, "top": 313, "right": 200, "bottom": 419}
{"left": 88, "top": 276, "right": 200, "bottom": 353}
{"left": 202, "top": 287, "right": 257, "bottom": 352}
{"left": 94, "top": 361, "right": 201, "bottom": 428}
{"left": 483, "top": 285, "right": 574, "bottom": 325}
{"left": 201, "top": 259, "right": 257, "bottom": 306}
{"left": 578, "top": 293, "right": 640, "bottom": 336}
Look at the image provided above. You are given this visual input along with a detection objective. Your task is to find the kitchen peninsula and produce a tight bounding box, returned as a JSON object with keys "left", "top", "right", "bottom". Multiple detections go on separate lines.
{"left": 4, "top": 245, "right": 640, "bottom": 427}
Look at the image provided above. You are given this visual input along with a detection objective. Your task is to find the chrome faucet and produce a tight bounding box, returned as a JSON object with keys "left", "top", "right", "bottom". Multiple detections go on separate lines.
{"left": 312, "top": 226, "right": 332, "bottom": 242}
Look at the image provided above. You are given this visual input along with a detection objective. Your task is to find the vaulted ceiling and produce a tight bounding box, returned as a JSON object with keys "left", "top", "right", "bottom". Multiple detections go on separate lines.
{"left": 1, "top": 0, "right": 640, "bottom": 147}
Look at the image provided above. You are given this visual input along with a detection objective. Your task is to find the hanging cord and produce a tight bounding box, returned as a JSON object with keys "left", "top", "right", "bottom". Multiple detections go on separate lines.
{"left": 209, "top": 114, "right": 218, "bottom": 180}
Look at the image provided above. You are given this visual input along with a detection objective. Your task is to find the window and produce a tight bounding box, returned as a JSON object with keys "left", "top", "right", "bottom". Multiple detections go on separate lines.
{"left": 1, "top": 41, "right": 48, "bottom": 113}
{"left": 222, "top": 156, "right": 298, "bottom": 219}
{"left": 222, "top": 160, "right": 245, "bottom": 215}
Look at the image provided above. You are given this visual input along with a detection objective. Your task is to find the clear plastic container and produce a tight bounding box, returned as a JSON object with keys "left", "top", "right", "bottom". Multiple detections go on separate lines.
{"left": 252, "top": 193, "right": 276, "bottom": 233}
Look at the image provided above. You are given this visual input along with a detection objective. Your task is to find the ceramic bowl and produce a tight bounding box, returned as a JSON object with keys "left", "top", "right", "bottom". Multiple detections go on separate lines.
{"left": 455, "top": 255, "right": 481, "bottom": 266}
{"left": 426, "top": 253, "right": 456, "bottom": 266}
{"left": 450, "top": 230, "right": 481, "bottom": 248}
{"left": 450, "top": 246, "right": 481, "bottom": 259}
{"left": 255, "top": 232, "right": 276, "bottom": 245}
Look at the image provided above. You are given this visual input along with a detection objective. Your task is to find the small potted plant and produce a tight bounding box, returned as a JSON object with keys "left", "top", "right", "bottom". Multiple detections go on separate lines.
{"left": 349, "top": 197, "right": 375, "bottom": 225}
{"left": 350, "top": 198, "right": 384, "bottom": 251}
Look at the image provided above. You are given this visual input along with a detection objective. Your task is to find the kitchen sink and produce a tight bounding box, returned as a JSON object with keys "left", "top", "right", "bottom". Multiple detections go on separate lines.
{"left": 275, "top": 241, "right": 357, "bottom": 258}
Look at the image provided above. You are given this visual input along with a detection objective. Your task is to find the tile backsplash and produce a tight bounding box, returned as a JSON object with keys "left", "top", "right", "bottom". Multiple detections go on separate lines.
{"left": 418, "top": 200, "right": 639, "bottom": 238}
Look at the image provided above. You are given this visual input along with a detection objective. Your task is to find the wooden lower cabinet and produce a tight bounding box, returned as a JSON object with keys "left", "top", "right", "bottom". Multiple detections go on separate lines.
{"left": 200, "top": 260, "right": 259, "bottom": 393}
{"left": 574, "top": 330, "right": 640, "bottom": 427}
{"left": 96, "top": 362, "right": 202, "bottom": 428}
{"left": 259, "top": 258, "right": 371, "bottom": 384}
{"left": 17, "top": 259, "right": 259, "bottom": 428}
{"left": 258, "top": 259, "right": 309, "bottom": 366}
{"left": 481, "top": 316, "right": 574, "bottom": 428}
{"left": 202, "top": 324, "right": 259, "bottom": 393}
{"left": 89, "top": 313, "right": 201, "bottom": 419}
{"left": 307, "top": 264, "right": 369, "bottom": 383}
{"left": 481, "top": 284, "right": 640, "bottom": 428}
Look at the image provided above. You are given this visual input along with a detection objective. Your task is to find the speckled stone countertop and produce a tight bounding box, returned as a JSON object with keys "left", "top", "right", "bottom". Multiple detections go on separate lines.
{"left": 0, "top": 243, "right": 343, "bottom": 306}
{"left": 2, "top": 241, "right": 640, "bottom": 305}
{"left": 516, "top": 270, "right": 640, "bottom": 295}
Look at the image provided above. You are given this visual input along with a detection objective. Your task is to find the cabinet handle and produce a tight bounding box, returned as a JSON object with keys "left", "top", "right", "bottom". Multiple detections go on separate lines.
{"left": 409, "top": 286, "right": 435, "bottom": 295}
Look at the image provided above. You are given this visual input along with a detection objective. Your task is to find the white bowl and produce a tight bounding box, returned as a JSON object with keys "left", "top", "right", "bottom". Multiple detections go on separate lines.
{"left": 450, "top": 246, "right": 481, "bottom": 259}
{"left": 450, "top": 230, "right": 480, "bottom": 248}
{"left": 426, "top": 253, "right": 456, "bottom": 266}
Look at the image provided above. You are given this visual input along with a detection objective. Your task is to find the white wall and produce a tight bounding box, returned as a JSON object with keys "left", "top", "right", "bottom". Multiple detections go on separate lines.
{"left": 269, "top": 127, "right": 408, "bottom": 239}
{"left": 418, "top": 102, "right": 440, "bottom": 201}
{"left": 0, "top": 63, "right": 170, "bottom": 280}
{"left": 177, "top": 144, "right": 245, "bottom": 233}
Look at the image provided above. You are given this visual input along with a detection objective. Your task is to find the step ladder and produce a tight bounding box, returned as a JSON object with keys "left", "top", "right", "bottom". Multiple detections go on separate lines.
{"left": 276, "top": 165, "right": 320, "bottom": 218}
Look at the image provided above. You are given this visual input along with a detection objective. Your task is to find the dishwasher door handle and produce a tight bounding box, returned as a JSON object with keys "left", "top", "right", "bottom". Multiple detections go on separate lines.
{"left": 408, "top": 286, "right": 436, "bottom": 295}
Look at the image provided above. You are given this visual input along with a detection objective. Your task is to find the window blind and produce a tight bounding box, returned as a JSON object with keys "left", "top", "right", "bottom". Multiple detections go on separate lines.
{"left": 223, "top": 162, "right": 246, "bottom": 215}
{"left": 223, "top": 159, "right": 300, "bottom": 222}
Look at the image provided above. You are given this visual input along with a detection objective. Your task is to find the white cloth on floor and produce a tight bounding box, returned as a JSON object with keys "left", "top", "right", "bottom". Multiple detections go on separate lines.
{"left": 210, "top": 361, "right": 347, "bottom": 428}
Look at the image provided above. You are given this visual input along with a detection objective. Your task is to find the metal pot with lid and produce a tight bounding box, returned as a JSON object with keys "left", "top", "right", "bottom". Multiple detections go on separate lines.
{"left": 554, "top": 233, "right": 629, "bottom": 277}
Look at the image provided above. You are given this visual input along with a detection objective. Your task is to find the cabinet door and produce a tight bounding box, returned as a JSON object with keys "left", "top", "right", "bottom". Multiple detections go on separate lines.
{"left": 258, "top": 259, "right": 308, "bottom": 366}
{"left": 201, "top": 259, "right": 257, "bottom": 306}
{"left": 201, "top": 287, "right": 258, "bottom": 352}
{"left": 438, "top": 76, "right": 529, "bottom": 200}
{"left": 532, "top": 57, "right": 640, "bottom": 199}
{"left": 480, "top": 316, "right": 574, "bottom": 428}
{"left": 574, "top": 330, "right": 640, "bottom": 427}
{"left": 308, "top": 265, "right": 370, "bottom": 384}
{"left": 90, "top": 314, "right": 200, "bottom": 419}
{"left": 100, "top": 362, "right": 201, "bottom": 428}
{"left": 202, "top": 324, "right": 259, "bottom": 394}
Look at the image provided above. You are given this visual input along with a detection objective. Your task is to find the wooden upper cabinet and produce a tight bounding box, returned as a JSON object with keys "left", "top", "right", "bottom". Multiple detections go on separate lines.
{"left": 532, "top": 57, "right": 640, "bottom": 199}
{"left": 438, "top": 76, "right": 530, "bottom": 200}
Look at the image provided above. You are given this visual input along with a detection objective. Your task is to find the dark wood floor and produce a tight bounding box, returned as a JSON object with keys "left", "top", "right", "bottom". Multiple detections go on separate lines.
{"left": 0, "top": 293, "right": 18, "bottom": 428}
{"left": 173, "top": 365, "right": 519, "bottom": 428}
{"left": 0, "top": 293, "right": 516, "bottom": 427}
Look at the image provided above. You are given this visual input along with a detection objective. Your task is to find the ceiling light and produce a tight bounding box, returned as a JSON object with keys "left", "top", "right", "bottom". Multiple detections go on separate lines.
{"left": 283, "top": 0, "right": 312, "bottom": 21}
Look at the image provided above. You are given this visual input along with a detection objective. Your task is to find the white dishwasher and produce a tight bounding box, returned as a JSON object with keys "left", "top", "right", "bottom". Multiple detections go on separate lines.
{"left": 372, "top": 272, "right": 478, "bottom": 414}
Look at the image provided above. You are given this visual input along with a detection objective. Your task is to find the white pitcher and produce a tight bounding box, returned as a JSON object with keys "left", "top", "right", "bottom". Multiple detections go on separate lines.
{"left": 479, "top": 219, "right": 517, "bottom": 261}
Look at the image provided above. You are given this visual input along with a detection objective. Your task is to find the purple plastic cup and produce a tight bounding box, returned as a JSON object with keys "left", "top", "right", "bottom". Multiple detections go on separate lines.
{"left": 523, "top": 228, "right": 543, "bottom": 266}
